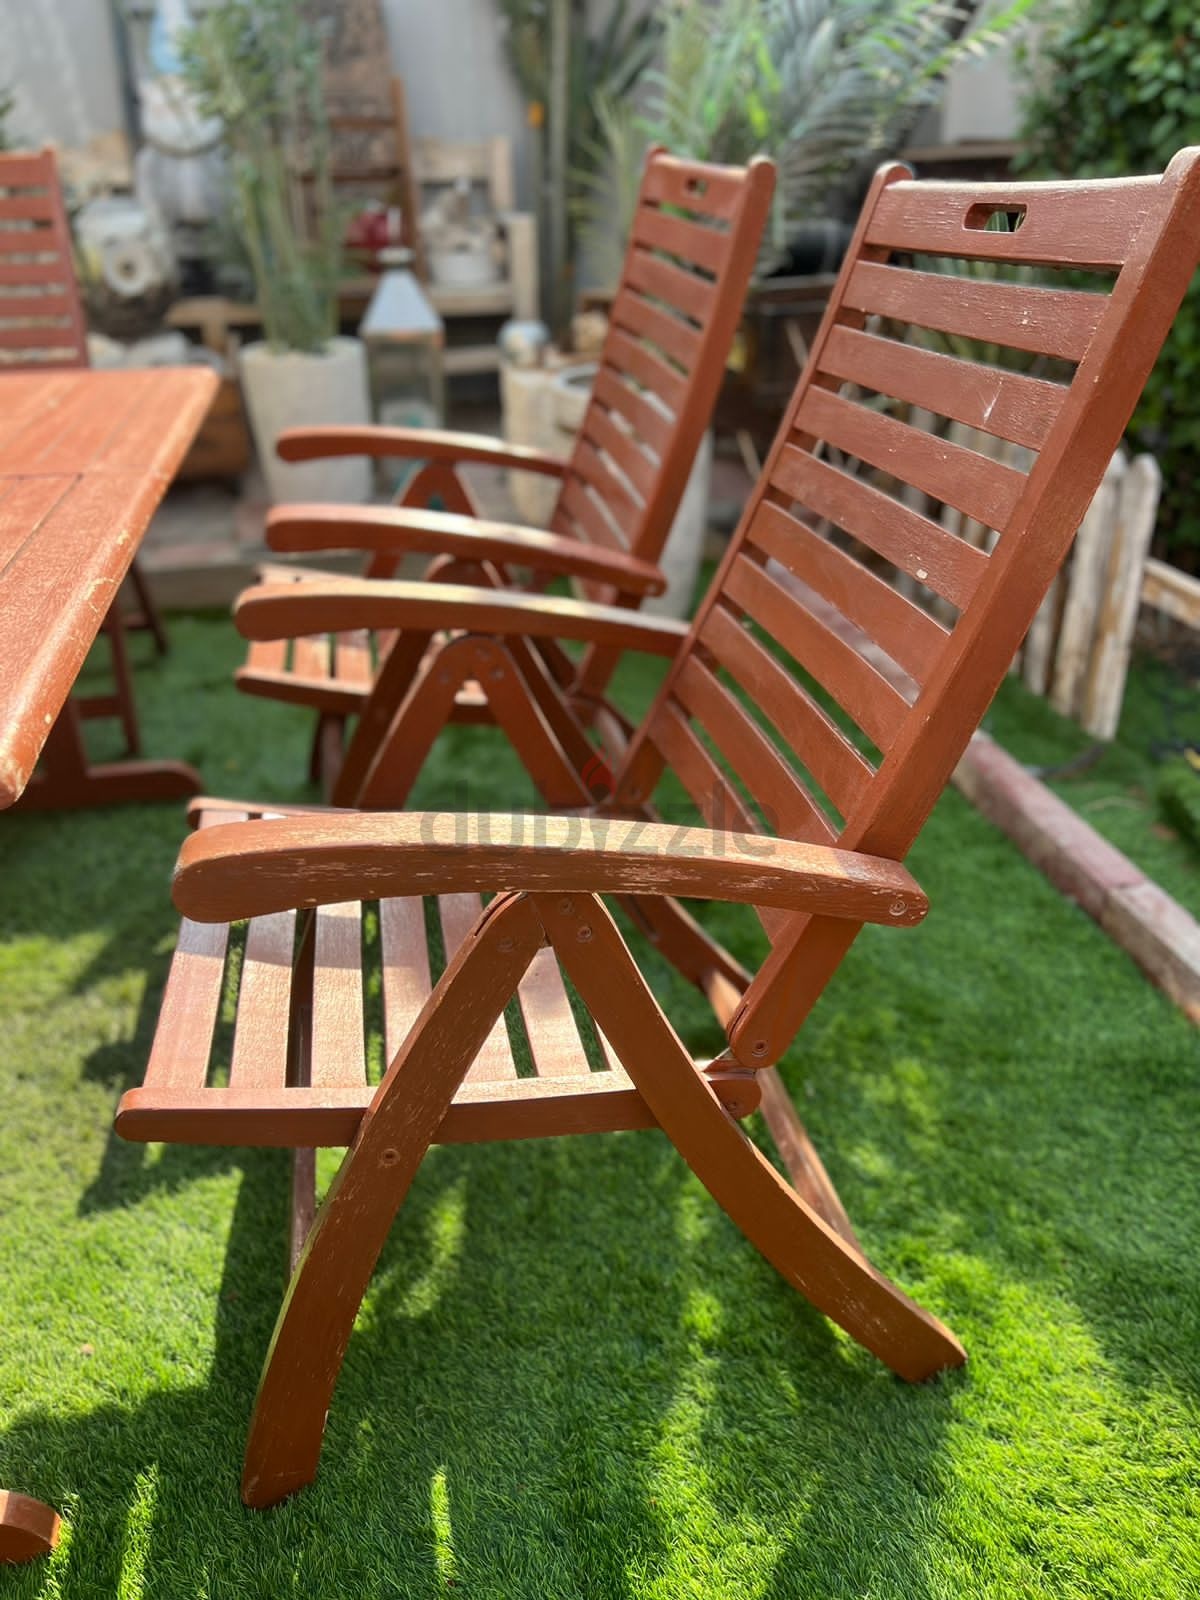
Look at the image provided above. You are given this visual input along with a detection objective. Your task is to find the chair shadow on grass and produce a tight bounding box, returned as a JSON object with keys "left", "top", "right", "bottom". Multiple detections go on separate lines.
{"left": 1, "top": 1118, "right": 959, "bottom": 1599}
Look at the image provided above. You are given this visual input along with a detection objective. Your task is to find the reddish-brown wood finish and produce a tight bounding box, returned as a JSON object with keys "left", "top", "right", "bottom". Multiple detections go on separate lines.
{"left": 0, "top": 1492, "right": 61, "bottom": 1565}
{"left": 0, "top": 147, "right": 171, "bottom": 691}
{"left": 120, "top": 152, "right": 1200, "bottom": 1507}
{"left": 0, "top": 368, "right": 216, "bottom": 809}
{"left": 235, "top": 149, "right": 776, "bottom": 794}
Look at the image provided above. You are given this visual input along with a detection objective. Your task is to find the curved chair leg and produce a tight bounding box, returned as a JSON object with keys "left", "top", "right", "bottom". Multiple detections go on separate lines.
{"left": 0, "top": 1492, "right": 60, "bottom": 1564}
{"left": 539, "top": 892, "right": 966, "bottom": 1383}
{"left": 241, "top": 893, "right": 545, "bottom": 1508}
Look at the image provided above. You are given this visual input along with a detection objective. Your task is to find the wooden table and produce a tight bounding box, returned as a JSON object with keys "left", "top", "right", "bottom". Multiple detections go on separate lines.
{"left": 0, "top": 368, "right": 217, "bottom": 812}
{"left": 0, "top": 367, "right": 214, "bottom": 1564}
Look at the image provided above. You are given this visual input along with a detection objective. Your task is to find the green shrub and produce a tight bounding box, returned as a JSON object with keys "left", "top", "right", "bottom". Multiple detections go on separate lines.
{"left": 1017, "top": 1, "right": 1200, "bottom": 567}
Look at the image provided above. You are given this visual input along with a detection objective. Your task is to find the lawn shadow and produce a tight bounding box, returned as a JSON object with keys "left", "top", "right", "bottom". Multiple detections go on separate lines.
{"left": 1, "top": 1123, "right": 957, "bottom": 1598}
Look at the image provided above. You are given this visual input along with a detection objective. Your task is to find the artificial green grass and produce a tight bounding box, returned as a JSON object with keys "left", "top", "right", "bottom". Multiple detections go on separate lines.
{"left": 1, "top": 617, "right": 1198, "bottom": 1599}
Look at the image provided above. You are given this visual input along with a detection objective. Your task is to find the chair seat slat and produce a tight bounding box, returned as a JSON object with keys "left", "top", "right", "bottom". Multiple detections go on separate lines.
{"left": 142, "top": 810, "right": 245, "bottom": 1090}
{"left": 438, "top": 894, "right": 517, "bottom": 1080}
{"left": 292, "top": 634, "right": 332, "bottom": 682}
{"left": 229, "top": 910, "right": 296, "bottom": 1090}
{"left": 516, "top": 946, "right": 591, "bottom": 1077}
{"left": 379, "top": 896, "right": 432, "bottom": 1065}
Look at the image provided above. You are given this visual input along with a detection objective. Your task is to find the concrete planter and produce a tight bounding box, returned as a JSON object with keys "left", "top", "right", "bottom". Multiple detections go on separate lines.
{"left": 240, "top": 336, "right": 371, "bottom": 504}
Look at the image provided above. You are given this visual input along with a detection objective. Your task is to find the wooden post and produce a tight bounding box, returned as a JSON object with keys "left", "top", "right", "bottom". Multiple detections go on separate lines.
{"left": 1083, "top": 454, "right": 1162, "bottom": 738}
{"left": 1050, "top": 452, "right": 1126, "bottom": 719}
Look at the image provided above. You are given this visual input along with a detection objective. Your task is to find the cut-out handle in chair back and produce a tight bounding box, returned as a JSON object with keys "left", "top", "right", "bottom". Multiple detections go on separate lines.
{"left": 613, "top": 152, "right": 1200, "bottom": 1065}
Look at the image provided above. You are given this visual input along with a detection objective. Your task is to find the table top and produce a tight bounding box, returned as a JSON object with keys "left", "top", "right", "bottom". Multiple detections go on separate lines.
{"left": 0, "top": 367, "right": 217, "bottom": 808}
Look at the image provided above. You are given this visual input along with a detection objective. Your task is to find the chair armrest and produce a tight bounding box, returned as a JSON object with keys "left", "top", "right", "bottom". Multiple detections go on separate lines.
{"left": 276, "top": 425, "right": 567, "bottom": 477}
{"left": 265, "top": 505, "right": 666, "bottom": 597}
{"left": 234, "top": 576, "right": 690, "bottom": 655}
{"left": 173, "top": 812, "right": 928, "bottom": 929}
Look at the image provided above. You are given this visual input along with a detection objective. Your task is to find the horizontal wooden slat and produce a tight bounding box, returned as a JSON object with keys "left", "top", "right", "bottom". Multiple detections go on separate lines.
{"left": 750, "top": 499, "right": 948, "bottom": 684}
{"left": 772, "top": 445, "right": 989, "bottom": 610}
{"left": 310, "top": 901, "right": 366, "bottom": 1088}
{"left": 819, "top": 325, "right": 1065, "bottom": 451}
{"left": 865, "top": 175, "right": 1156, "bottom": 270}
{"left": 379, "top": 895, "right": 432, "bottom": 1065}
{"left": 844, "top": 259, "right": 1106, "bottom": 362}
{"left": 573, "top": 437, "right": 640, "bottom": 535}
{"left": 700, "top": 598, "right": 874, "bottom": 818}
{"left": 611, "top": 288, "right": 702, "bottom": 373}
{"left": 798, "top": 386, "right": 1027, "bottom": 531}
{"left": 626, "top": 247, "right": 714, "bottom": 327}
{"left": 516, "top": 947, "right": 591, "bottom": 1077}
{"left": 581, "top": 401, "right": 657, "bottom": 502}
{"left": 642, "top": 157, "right": 750, "bottom": 221}
{"left": 725, "top": 555, "right": 910, "bottom": 753}
{"left": 229, "top": 909, "right": 296, "bottom": 1090}
{"left": 438, "top": 893, "right": 517, "bottom": 1081}
{"left": 558, "top": 474, "right": 625, "bottom": 553}
{"left": 116, "top": 1067, "right": 758, "bottom": 1148}
{"left": 0, "top": 229, "right": 59, "bottom": 257}
{"left": 631, "top": 203, "right": 730, "bottom": 273}
{"left": 591, "top": 364, "right": 672, "bottom": 457}
{"left": 604, "top": 327, "right": 687, "bottom": 414}
{"left": 672, "top": 654, "right": 833, "bottom": 841}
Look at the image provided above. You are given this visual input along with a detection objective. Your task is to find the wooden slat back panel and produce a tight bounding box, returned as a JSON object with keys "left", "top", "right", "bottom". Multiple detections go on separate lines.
{"left": 611, "top": 154, "right": 1200, "bottom": 1038}
{"left": 548, "top": 150, "right": 774, "bottom": 587}
{"left": 0, "top": 148, "right": 88, "bottom": 370}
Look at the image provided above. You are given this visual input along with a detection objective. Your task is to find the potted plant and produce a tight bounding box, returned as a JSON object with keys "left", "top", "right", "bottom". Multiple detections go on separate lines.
{"left": 181, "top": 0, "right": 371, "bottom": 503}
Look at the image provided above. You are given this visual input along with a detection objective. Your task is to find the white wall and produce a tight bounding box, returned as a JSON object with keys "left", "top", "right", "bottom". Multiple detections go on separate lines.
{"left": 0, "top": 0, "right": 125, "bottom": 150}
{"left": 379, "top": 0, "right": 533, "bottom": 208}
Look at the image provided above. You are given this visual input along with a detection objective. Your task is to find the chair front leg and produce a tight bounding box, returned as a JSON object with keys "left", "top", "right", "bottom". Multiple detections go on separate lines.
{"left": 241, "top": 892, "right": 546, "bottom": 1508}
{"left": 538, "top": 892, "right": 967, "bottom": 1384}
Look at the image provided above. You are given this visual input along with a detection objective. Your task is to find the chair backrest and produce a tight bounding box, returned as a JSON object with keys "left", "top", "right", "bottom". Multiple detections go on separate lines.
{"left": 0, "top": 147, "right": 88, "bottom": 370}
{"left": 614, "top": 151, "right": 1200, "bottom": 1067}
{"left": 548, "top": 150, "right": 775, "bottom": 591}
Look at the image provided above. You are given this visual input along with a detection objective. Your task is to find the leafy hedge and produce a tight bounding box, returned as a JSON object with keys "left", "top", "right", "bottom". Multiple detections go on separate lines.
{"left": 1017, "top": 1, "right": 1200, "bottom": 566}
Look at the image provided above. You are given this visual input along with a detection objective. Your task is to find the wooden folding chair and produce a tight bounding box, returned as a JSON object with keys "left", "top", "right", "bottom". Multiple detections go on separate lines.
{"left": 0, "top": 146, "right": 169, "bottom": 760}
{"left": 234, "top": 148, "right": 775, "bottom": 796}
{"left": 117, "top": 151, "right": 1200, "bottom": 1508}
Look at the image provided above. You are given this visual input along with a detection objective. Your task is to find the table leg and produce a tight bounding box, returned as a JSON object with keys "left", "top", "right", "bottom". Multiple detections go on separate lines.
{"left": 0, "top": 1492, "right": 61, "bottom": 1564}
{"left": 11, "top": 698, "right": 201, "bottom": 812}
